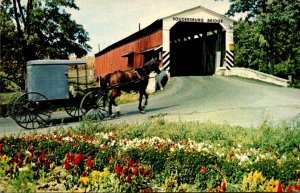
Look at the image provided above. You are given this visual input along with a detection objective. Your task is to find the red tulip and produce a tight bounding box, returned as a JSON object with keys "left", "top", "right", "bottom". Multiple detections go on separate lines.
{"left": 64, "top": 160, "right": 71, "bottom": 170}
{"left": 73, "top": 156, "right": 81, "bottom": 166}
{"left": 126, "top": 174, "right": 132, "bottom": 183}
{"left": 17, "top": 159, "right": 22, "bottom": 167}
{"left": 38, "top": 153, "right": 45, "bottom": 161}
{"left": 86, "top": 156, "right": 94, "bottom": 169}
{"left": 267, "top": 146, "right": 272, "bottom": 151}
{"left": 73, "top": 153, "right": 84, "bottom": 166}
{"left": 43, "top": 158, "right": 50, "bottom": 168}
{"left": 132, "top": 166, "right": 139, "bottom": 175}
{"left": 221, "top": 180, "right": 226, "bottom": 192}
{"left": 294, "top": 183, "right": 300, "bottom": 191}
{"left": 109, "top": 155, "right": 113, "bottom": 165}
{"left": 287, "top": 185, "right": 293, "bottom": 192}
{"left": 140, "top": 167, "right": 147, "bottom": 176}
{"left": 0, "top": 144, "right": 4, "bottom": 153}
{"left": 65, "top": 152, "right": 73, "bottom": 162}
{"left": 200, "top": 166, "right": 206, "bottom": 174}
{"left": 128, "top": 159, "right": 134, "bottom": 167}
{"left": 116, "top": 164, "right": 122, "bottom": 177}
{"left": 17, "top": 152, "right": 23, "bottom": 159}
{"left": 277, "top": 182, "right": 283, "bottom": 192}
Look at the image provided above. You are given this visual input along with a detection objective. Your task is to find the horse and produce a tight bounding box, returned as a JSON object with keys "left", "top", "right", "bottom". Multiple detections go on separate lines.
{"left": 100, "top": 58, "right": 161, "bottom": 117}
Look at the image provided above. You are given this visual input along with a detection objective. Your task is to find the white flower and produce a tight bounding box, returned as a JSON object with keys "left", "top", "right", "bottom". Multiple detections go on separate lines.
{"left": 170, "top": 147, "right": 175, "bottom": 153}
{"left": 62, "top": 136, "right": 74, "bottom": 142}
{"left": 235, "top": 153, "right": 249, "bottom": 163}
{"left": 110, "top": 140, "right": 115, "bottom": 147}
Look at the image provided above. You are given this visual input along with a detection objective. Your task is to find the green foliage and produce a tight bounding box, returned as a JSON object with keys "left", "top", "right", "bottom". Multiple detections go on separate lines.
{"left": 0, "top": 0, "right": 91, "bottom": 91}
{"left": 226, "top": 0, "right": 268, "bottom": 20}
{"left": 230, "top": 0, "right": 300, "bottom": 85}
{"left": 194, "top": 165, "right": 224, "bottom": 190}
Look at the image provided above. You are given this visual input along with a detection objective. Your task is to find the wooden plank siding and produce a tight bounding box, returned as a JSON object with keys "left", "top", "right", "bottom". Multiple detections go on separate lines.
{"left": 95, "top": 30, "right": 162, "bottom": 77}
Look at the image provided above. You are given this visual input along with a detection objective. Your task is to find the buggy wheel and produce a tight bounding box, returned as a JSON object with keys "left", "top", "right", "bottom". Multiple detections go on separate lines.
{"left": 80, "top": 91, "right": 107, "bottom": 121}
{"left": 7, "top": 91, "right": 24, "bottom": 117}
{"left": 65, "top": 105, "right": 82, "bottom": 118}
{"left": 10, "top": 92, "right": 51, "bottom": 129}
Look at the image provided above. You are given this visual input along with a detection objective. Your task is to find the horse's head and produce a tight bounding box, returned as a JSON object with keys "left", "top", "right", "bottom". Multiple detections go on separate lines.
{"left": 142, "top": 58, "right": 161, "bottom": 75}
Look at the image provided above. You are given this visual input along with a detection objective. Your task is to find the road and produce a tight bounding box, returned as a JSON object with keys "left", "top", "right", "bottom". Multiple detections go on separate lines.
{"left": 1, "top": 76, "right": 300, "bottom": 137}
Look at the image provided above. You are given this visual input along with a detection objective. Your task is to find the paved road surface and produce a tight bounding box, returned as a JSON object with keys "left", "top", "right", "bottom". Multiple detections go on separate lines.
{"left": 1, "top": 76, "right": 300, "bottom": 137}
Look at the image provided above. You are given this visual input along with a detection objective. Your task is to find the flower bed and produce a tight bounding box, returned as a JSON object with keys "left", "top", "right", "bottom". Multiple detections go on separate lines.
{"left": 0, "top": 119, "right": 299, "bottom": 192}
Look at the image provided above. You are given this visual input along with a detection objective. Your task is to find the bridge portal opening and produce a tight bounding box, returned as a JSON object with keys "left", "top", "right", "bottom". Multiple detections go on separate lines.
{"left": 169, "top": 22, "right": 225, "bottom": 76}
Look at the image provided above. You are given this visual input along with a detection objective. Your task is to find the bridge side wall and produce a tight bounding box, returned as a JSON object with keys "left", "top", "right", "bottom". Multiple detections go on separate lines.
{"left": 216, "top": 67, "right": 290, "bottom": 87}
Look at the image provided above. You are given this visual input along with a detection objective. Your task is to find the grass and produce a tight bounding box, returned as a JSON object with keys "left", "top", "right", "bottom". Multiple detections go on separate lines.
{"left": 78, "top": 114, "right": 300, "bottom": 156}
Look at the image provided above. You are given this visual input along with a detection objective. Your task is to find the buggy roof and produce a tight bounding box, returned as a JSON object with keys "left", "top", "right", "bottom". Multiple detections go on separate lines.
{"left": 27, "top": 59, "right": 86, "bottom": 66}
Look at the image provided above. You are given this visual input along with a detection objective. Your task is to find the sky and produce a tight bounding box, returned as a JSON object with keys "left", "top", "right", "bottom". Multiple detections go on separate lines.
{"left": 67, "top": 0, "right": 240, "bottom": 56}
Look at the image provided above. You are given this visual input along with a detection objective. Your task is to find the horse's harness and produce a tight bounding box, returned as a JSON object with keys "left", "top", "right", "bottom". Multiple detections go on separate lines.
{"left": 105, "top": 61, "right": 159, "bottom": 90}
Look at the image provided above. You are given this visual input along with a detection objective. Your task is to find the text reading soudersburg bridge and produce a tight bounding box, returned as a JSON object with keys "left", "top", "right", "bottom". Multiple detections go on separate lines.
{"left": 173, "top": 17, "right": 223, "bottom": 23}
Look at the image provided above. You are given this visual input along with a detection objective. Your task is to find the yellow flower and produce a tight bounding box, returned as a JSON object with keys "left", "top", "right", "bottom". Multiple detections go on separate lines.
{"left": 1, "top": 155, "right": 11, "bottom": 162}
{"left": 103, "top": 167, "right": 109, "bottom": 176}
{"left": 79, "top": 176, "right": 89, "bottom": 186}
{"left": 178, "top": 183, "right": 189, "bottom": 192}
{"left": 261, "top": 178, "right": 280, "bottom": 192}
{"left": 50, "top": 163, "right": 55, "bottom": 170}
{"left": 91, "top": 170, "right": 101, "bottom": 181}
{"left": 242, "top": 171, "right": 266, "bottom": 192}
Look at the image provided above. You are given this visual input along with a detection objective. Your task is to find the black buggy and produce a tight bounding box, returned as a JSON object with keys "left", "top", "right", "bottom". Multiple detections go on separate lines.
{"left": 9, "top": 60, "right": 108, "bottom": 129}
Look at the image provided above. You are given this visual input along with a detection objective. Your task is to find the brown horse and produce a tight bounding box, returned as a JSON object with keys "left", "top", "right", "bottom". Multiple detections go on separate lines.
{"left": 100, "top": 58, "right": 161, "bottom": 117}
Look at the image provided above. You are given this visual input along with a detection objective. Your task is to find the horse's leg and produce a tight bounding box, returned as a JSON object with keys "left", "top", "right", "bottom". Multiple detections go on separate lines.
{"left": 108, "top": 90, "right": 116, "bottom": 117}
{"left": 112, "top": 98, "right": 120, "bottom": 115}
{"left": 109, "top": 89, "right": 119, "bottom": 118}
{"left": 138, "top": 91, "right": 146, "bottom": 114}
{"left": 143, "top": 90, "right": 148, "bottom": 109}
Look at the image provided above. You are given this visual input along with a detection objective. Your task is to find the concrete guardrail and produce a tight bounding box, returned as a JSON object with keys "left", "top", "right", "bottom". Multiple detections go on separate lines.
{"left": 216, "top": 67, "right": 290, "bottom": 87}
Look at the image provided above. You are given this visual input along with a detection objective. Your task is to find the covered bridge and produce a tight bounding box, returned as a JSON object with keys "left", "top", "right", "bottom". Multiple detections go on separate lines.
{"left": 95, "top": 5, "right": 235, "bottom": 77}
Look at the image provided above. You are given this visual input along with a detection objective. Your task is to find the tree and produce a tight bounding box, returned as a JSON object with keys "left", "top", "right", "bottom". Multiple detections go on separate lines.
{"left": 224, "top": 0, "right": 300, "bottom": 85}
{"left": 0, "top": 0, "right": 91, "bottom": 91}
{"left": 226, "top": 0, "right": 268, "bottom": 20}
